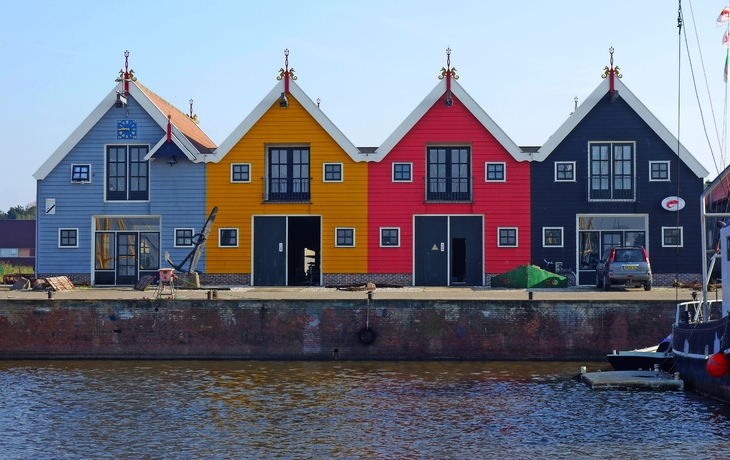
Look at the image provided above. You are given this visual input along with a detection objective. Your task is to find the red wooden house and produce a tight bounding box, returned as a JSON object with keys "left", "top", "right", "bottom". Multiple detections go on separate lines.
{"left": 367, "top": 52, "right": 532, "bottom": 286}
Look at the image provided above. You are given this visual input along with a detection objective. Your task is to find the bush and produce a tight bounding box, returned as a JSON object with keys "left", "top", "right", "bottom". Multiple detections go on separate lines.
{"left": 0, "top": 262, "right": 34, "bottom": 283}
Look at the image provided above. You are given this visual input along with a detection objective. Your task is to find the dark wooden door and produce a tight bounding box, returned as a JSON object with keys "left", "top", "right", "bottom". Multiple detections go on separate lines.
{"left": 415, "top": 216, "right": 448, "bottom": 286}
{"left": 116, "top": 232, "right": 138, "bottom": 285}
{"left": 253, "top": 216, "right": 287, "bottom": 286}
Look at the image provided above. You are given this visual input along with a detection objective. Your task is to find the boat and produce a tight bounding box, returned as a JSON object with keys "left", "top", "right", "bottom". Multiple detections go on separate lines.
{"left": 670, "top": 4, "right": 730, "bottom": 404}
{"left": 607, "top": 336, "right": 674, "bottom": 373}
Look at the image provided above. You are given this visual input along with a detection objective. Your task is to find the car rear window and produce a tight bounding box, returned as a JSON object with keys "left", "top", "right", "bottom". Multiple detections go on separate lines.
{"left": 614, "top": 249, "right": 644, "bottom": 262}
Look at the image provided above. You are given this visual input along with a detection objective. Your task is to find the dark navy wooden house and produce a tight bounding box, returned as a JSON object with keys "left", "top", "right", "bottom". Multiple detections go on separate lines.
{"left": 33, "top": 54, "right": 216, "bottom": 286}
{"left": 530, "top": 68, "right": 708, "bottom": 286}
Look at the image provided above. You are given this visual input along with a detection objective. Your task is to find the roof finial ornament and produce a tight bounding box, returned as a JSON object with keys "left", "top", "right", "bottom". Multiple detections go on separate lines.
{"left": 115, "top": 50, "right": 137, "bottom": 94}
{"left": 317, "top": 98, "right": 321, "bottom": 108}
{"left": 277, "top": 48, "right": 297, "bottom": 94}
{"left": 601, "top": 46, "right": 622, "bottom": 93}
{"left": 570, "top": 96, "right": 578, "bottom": 115}
{"left": 188, "top": 98, "right": 199, "bottom": 124}
{"left": 438, "top": 48, "right": 458, "bottom": 107}
{"left": 167, "top": 114, "right": 172, "bottom": 143}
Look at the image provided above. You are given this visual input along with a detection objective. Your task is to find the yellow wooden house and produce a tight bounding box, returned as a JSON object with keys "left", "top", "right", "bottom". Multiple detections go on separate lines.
{"left": 205, "top": 54, "right": 369, "bottom": 286}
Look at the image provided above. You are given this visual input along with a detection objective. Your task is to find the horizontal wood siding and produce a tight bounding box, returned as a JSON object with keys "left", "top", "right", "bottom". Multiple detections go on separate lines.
{"left": 530, "top": 93, "right": 703, "bottom": 276}
{"left": 206, "top": 95, "right": 368, "bottom": 275}
{"left": 368, "top": 94, "right": 531, "bottom": 276}
{"left": 149, "top": 159, "right": 207, "bottom": 272}
{"left": 36, "top": 95, "right": 207, "bottom": 276}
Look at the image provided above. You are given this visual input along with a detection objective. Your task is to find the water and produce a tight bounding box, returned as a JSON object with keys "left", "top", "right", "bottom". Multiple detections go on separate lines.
{"left": 1, "top": 360, "right": 729, "bottom": 459}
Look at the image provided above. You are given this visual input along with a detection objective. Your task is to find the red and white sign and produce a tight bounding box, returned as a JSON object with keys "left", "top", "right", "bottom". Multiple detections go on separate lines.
{"left": 661, "top": 196, "right": 685, "bottom": 212}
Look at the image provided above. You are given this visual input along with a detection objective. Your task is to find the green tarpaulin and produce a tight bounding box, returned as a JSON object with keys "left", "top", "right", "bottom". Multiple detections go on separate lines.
{"left": 490, "top": 264, "right": 567, "bottom": 288}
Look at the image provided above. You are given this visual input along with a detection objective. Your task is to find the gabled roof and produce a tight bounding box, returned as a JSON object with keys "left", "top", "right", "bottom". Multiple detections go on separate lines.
{"left": 211, "top": 79, "right": 360, "bottom": 163}
{"left": 533, "top": 78, "right": 709, "bottom": 179}
{"left": 366, "top": 78, "right": 528, "bottom": 163}
{"left": 34, "top": 81, "right": 216, "bottom": 180}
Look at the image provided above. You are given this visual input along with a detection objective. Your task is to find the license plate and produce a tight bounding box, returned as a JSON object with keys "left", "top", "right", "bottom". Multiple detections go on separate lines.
{"left": 623, "top": 265, "right": 638, "bottom": 270}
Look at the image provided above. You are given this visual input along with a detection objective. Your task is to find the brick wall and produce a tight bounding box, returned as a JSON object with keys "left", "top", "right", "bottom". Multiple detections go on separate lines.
{"left": 0, "top": 299, "right": 677, "bottom": 360}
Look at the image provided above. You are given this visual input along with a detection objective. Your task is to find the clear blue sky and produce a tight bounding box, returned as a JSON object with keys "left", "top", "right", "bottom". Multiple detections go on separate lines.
{"left": 1, "top": 0, "right": 728, "bottom": 213}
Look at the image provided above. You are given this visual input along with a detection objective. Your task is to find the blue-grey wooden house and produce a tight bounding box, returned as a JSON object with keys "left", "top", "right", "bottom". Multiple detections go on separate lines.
{"left": 33, "top": 54, "right": 216, "bottom": 286}
{"left": 530, "top": 65, "right": 708, "bottom": 286}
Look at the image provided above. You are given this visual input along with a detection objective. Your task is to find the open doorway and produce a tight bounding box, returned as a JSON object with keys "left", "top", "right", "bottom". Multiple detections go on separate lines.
{"left": 451, "top": 237, "right": 467, "bottom": 284}
{"left": 287, "top": 216, "right": 321, "bottom": 285}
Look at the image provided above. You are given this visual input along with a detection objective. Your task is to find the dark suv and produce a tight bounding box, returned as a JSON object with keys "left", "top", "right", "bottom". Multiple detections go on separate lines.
{"left": 596, "top": 246, "right": 652, "bottom": 291}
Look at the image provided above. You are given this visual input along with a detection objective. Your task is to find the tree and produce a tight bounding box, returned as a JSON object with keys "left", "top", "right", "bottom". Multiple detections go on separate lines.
{"left": 1, "top": 203, "right": 36, "bottom": 220}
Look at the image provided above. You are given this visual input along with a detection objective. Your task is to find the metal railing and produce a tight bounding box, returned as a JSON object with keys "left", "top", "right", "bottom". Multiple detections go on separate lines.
{"left": 426, "top": 177, "right": 472, "bottom": 202}
{"left": 264, "top": 177, "right": 311, "bottom": 202}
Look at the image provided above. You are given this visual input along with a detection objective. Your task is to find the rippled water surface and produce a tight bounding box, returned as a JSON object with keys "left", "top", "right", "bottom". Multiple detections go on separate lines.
{"left": 1, "top": 360, "right": 729, "bottom": 459}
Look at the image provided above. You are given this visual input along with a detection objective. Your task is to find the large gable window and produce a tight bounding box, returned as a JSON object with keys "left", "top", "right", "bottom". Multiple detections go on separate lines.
{"left": 427, "top": 147, "right": 471, "bottom": 201}
{"left": 589, "top": 142, "right": 635, "bottom": 201}
{"left": 106, "top": 145, "right": 149, "bottom": 201}
{"left": 267, "top": 147, "right": 310, "bottom": 201}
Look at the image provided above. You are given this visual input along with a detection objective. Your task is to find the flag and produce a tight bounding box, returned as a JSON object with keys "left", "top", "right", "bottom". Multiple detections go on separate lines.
{"left": 719, "top": 4, "right": 730, "bottom": 26}
{"left": 724, "top": 28, "right": 730, "bottom": 48}
{"left": 725, "top": 53, "right": 729, "bottom": 83}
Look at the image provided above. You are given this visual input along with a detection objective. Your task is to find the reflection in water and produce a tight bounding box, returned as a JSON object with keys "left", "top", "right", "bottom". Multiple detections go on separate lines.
{"left": 1, "top": 360, "right": 729, "bottom": 459}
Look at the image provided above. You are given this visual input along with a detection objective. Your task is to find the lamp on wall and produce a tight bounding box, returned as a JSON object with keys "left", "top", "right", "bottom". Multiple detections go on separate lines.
{"left": 279, "top": 92, "right": 288, "bottom": 108}
{"left": 444, "top": 91, "right": 453, "bottom": 107}
{"left": 167, "top": 155, "right": 177, "bottom": 166}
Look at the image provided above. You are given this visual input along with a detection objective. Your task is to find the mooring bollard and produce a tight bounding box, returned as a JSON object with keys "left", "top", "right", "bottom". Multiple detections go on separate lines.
{"left": 47, "top": 291, "right": 54, "bottom": 299}
{"left": 528, "top": 291, "right": 533, "bottom": 300}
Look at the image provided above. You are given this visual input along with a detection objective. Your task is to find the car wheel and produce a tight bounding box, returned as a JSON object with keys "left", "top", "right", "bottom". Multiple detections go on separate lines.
{"left": 596, "top": 272, "right": 603, "bottom": 288}
{"left": 603, "top": 274, "right": 611, "bottom": 291}
{"left": 644, "top": 281, "right": 652, "bottom": 291}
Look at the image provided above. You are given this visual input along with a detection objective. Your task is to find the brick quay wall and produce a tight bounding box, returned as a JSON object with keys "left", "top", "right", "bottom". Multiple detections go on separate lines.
{"left": 0, "top": 299, "right": 676, "bottom": 360}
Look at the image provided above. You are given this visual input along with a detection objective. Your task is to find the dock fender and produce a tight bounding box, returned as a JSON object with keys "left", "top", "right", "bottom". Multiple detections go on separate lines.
{"left": 358, "top": 326, "right": 376, "bottom": 345}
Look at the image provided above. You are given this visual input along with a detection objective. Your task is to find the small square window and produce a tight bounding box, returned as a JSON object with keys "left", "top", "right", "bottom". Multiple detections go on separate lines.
{"left": 336, "top": 228, "right": 355, "bottom": 247}
{"left": 543, "top": 227, "right": 563, "bottom": 247}
{"left": 175, "top": 228, "right": 194, "bottom": 247}
{"left": 72, "top": 164, "right": 90, "bottom": 183}
{"left": 219, "top": 228, "right": 238, "bottom": 247}
{"left": 498, "top": 227, "right": 518, "bottom": 247}
{"left": 555, "top": 162, "right": 575, "bottom": 181}
{"left": 324, "top": 163, "right": 343, "bottom": 182}
{"left": 380, "top": 228, "right": 400, "bottom": 247}
{"left": 650, "top": 161, "right": 670, "bottom": 181}
{"left": 393, "top": 163, "right": 412, "bottom": 182}
{"left": 59, "top": 229, "right": 78, "bottom": 248}
{"left": 231, "top": 163, "right": 251, "bottom": 183}
{"left": 485, "top": 163, "right": 505, "bottom": 181}
{"left": 662, "top": 227, "right": 683, "bottom": 247}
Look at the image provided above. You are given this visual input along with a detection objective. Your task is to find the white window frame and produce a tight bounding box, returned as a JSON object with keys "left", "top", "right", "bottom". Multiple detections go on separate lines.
{"left": 71, "top": 164, "right": 91, "bottom": 183}
{"left": 230, "top": 163, "right": 251, "bottom": 183}
{"left": 335, "top": 227, "right": 355, "bottom": 247}
{"left": 58, "top": 228, "right": 79, "bottom": 248}
{"left": 497, "top": 227, "right": 518, "bottom": 247}
{"left": 662, "top": 226, "right": 683, "bottom": 247}
{"left": 485, "top": 162, "right": 506, "bottom": 182}
{"left": 649, "top": 161, "right": 671, "bottom": 182}
{"left": 542, "top": 227, "right": 564, "bottom": 248}
{"left": 379, "top": 227, "right": 401, "bottom": 247}
{"left": 174, "top": 228, "right": 195, "bottom": 248}
{"left": 323, "top": 163, "right": 343, "bottom": 182}
{"left": 218, "top": 228, "right": 239, "bottom": 248}
{"left": 554, "top": 161, "right": 576, "bottom": 182}
{"left": 392, "top": 162, "right": 413, "bottom": 182}
{"left": 588, "top": 141, "right": 636, "bottom": 202}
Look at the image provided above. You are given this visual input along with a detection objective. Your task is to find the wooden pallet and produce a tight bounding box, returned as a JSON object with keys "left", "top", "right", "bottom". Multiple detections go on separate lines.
{"left": 134, "top": 275, "right": 156, "bottom": 291}
{"left": 45, "top": 276, "right": 74, "bottom": 291}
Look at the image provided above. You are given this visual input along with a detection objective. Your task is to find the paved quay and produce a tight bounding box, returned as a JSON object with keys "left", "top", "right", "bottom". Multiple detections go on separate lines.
{"left": 0, "top": 284, "right": 712, "bottom": 303}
